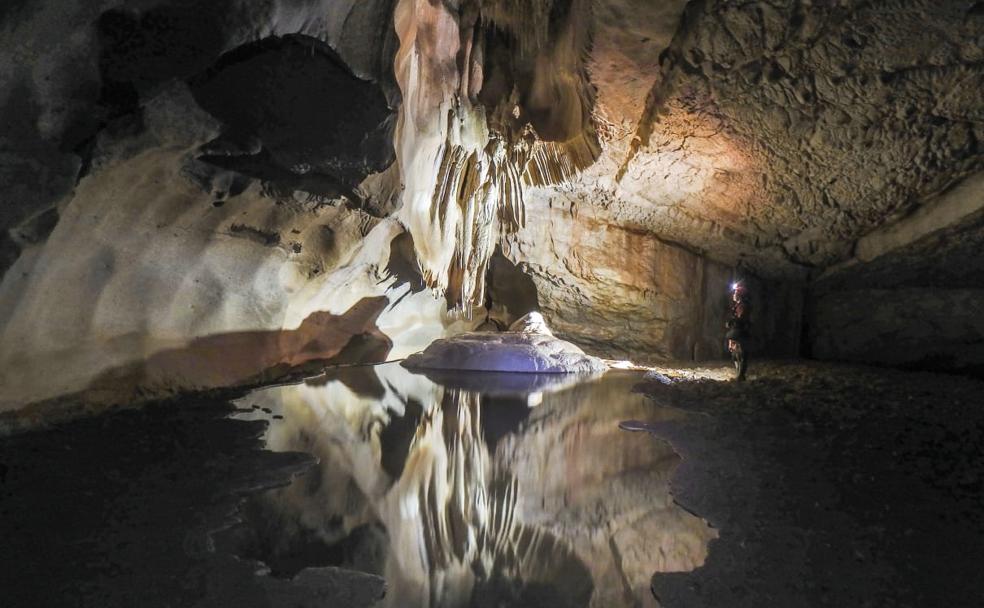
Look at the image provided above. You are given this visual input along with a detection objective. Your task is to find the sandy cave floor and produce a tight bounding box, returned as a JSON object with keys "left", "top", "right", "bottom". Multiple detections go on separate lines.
{"left": 637, "top": 361, "right": 984, "bottom": 607}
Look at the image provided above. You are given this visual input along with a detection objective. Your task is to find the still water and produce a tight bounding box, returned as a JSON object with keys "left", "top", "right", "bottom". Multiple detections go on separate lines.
{"left": 231, "top": 363, "right": 715, "bottom": 608}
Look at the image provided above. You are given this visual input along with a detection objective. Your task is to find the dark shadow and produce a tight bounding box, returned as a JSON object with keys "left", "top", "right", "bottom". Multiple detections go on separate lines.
{"left": 188, "top": 34, "right": 395, "bottom": 187}
{"left": 378, "top": 396, "right": 424, "bottom": 481}
{"left": 415, "top": 368, "right": 600, "bottom": 397}
{"left": 488, "top": 247, "right": 539, "bottom": 323}
{"left": 385, "top": 230, "right": 426, "bottom": 292}
{"left": 307, "top": 366, "right": 388, "bottom": 400}
{"left": 5, "top": 297, "right": 395, "bottom": 424}
{"left": 0, "top": 393, "right": 390, "bottom": 607}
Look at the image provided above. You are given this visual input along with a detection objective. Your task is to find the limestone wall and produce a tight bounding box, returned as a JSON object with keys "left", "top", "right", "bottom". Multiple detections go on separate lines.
{"left": 500, "top": 195, "right": 804, "bottom": 362}
{"left": 807, "top": 182, "right": 984, "bottom": 376}
{"left": 0, "top": 85, "right": 472, "bottom": 413}
{"left": 809, "top": 289, "right": 984, "bottom": 375}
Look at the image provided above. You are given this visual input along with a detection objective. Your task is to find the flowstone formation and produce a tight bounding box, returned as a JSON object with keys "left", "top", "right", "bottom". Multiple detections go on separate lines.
{"left": 392, "top": 0, "right": 599, "bottom": 311}
{"left": 0, "top": 2, "right": 478, "bottom": 412}
{"left": 403, "top": 312, "right": 607, "bottom": 374}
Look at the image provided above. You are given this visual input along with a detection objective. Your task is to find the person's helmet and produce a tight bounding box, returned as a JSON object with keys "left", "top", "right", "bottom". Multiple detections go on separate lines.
{"left": 730, "top": 280, "right": 747, "bottom": 295}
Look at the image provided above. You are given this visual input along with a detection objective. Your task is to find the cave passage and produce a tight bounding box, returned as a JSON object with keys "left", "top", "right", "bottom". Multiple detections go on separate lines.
{"left": 2, "top": 0, "right": 984, "bottom": 607}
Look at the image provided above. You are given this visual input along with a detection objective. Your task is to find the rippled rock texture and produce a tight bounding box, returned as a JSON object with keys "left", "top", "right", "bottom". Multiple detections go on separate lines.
{"left": 0, "top": 3, "right": 476, "bottom": 412}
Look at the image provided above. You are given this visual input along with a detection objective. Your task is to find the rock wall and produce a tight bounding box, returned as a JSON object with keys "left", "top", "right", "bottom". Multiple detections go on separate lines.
{"left": 3, "top": 0, "right": 977, "bottom": 410}
{"left": 390, "top": 0, "right": 598, "bottom": 310}
{"left": 807, "top": 172, "right": 984, "bottom": 376}
{"left": 500, "top": 195, "right": 804, "bottom": 361}
{"left": 0, "top": 84, "right": 474, "bottom": 413}
{"left": 0, "top": 0, "right": 400, "bottom": 265}
{"left": 810, "top": 288, "right": 984, "bottom": 375}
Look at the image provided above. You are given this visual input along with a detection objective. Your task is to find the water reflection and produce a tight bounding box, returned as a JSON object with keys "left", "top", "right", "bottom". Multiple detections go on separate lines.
{"left": 233, "top": 364, "right": 715, "bottom": 607}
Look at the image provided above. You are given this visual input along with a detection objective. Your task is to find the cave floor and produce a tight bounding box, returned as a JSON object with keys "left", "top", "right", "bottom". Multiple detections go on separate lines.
{"left": 640, "top": 361, "right": 984, "bottom": 608}
{"left": 1, "top": 361, "right": 982, "bottom": 607}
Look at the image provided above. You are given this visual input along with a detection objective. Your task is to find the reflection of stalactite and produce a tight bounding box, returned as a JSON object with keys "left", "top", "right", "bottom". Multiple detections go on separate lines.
{"left": 247, "top": 368, "right": 714, "bottom": 607}
{"left": 392, "top": 0, "right": 600, "bottom": 311}
{"left": 386, "top": 389, "right": 591, "bottom": 608}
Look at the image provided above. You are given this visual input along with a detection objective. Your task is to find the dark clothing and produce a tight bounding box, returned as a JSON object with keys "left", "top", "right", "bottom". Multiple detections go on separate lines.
{"left": 726, "top": 296, "right": 751, "bottom": 340}
{"left": 725, "top": 296, "right": 752, "bottom": 380}
{"left": 726, "top": 293, "right": 751, "bottom": 380}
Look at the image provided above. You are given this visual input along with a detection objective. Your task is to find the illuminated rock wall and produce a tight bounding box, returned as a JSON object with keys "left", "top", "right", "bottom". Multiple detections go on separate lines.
{"left": 502, "top": 196, "right": 804, "bottom": 361}
{"left": 2, "top": 0, "right": 980, "bottom": 415}
{"left": 0, "top": 81, "right": 473, "bottom": 413}
{"left": 391, "top": 0, "right": 598, "bottom": 311}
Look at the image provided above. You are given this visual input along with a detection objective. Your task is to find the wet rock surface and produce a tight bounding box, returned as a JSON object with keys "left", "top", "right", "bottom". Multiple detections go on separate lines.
{"left": 0, "top": 397, "right": 385, "bottom": 608}
{"left": 635, "top": 361, "right": 984, "bottom": 607}
{"left": 4, "top": 360, "right": 983, "bottom": 607}
{"left": 404, "top": 331, "right": 607, "bottom": 374}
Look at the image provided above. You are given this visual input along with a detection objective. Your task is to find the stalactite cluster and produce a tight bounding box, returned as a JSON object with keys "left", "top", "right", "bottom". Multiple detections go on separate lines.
{"left": 393, "top": 0, "right": 599, "bottom": 312}
{"left": 377, "top": 388, "right": 590, "bottom": 606}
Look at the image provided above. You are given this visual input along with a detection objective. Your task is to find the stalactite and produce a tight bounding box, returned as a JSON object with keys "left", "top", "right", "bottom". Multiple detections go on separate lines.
{"left": 392, "top": 0, "right": 600, "bottom": 312}
{"left": 523, "top": 132, "right": 601, "bottom": 187}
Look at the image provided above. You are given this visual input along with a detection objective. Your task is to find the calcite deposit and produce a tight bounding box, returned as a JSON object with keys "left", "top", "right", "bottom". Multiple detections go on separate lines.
{"left": 403, "top": 312, "right": 607, "bottom": 374}
{"left": 2, "top": 4, "right": 984, "bottom": 608}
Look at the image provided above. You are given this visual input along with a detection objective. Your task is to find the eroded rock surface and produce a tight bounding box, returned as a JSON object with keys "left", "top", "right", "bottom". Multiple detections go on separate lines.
{"left": 615, "top": 0, "right": 984, "bottom": 272}
{"left": 502, "top": 199, "right": 804, "bottom": 361}
{"left": 0, "top": 81, "right": 474, "bottom": 412}
{"left": 1, "top": 0, "right": 983, "bottom": 411}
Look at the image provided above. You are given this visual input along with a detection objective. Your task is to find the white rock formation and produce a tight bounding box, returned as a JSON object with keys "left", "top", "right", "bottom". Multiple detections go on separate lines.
{"left": 403, "top": 312, "right": 606, "bottom": 374}
{"left": 391, "top": 0, "right": 598, "bottom": 311}
{"left": 0, "top": 85, "right": 476, "bottom": 413}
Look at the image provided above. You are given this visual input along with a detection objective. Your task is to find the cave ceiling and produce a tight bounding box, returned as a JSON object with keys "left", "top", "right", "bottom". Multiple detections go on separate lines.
{"left": 1, "top": 0, "right": 982, "bottom": 288}
{"left": 579, "top": 0, "right": 984, "bottom": 279}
